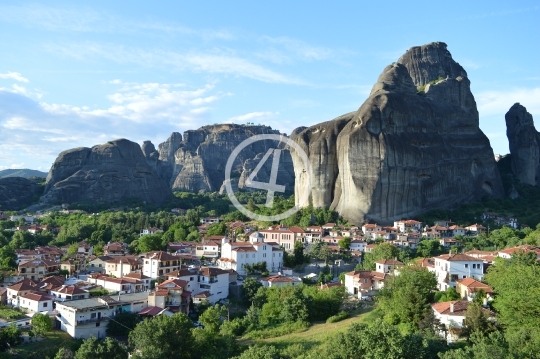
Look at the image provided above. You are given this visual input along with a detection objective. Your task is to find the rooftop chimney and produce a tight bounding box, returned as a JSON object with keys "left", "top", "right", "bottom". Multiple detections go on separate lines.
{"left": 450, "top": 303, "right": 454, "bottom": 313}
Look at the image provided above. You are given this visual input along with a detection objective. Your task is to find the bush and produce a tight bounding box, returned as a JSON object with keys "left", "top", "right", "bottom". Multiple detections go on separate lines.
{"left": 242, "top": 321, "right": 309, "bottom": 339}
{"left": 326, "top": 311, "right": 348, "bottom": 323}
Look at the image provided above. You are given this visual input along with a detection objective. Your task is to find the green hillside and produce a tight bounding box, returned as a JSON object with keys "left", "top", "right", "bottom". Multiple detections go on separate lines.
{"left": 0, "top": 168, "right": 48, "bottom": 179}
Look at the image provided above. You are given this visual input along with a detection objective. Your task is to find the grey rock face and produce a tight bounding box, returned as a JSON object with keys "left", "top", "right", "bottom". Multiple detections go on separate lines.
{"left": 0, "top": 177, "right": 42, "bottom": 210}
{"left": 292, "top": 42, "right": 503, "bottom": 224}
{"left": 505, "top": 103, "right": 540, "bottom": 186}
{"left": 141, "top": 141, "right": 159, "bottom": 170}
{"left": 157, "top": 124, "right": 295, "bottom": 193}
{"left": 42, "top": 139, "right": 171, "bottom": 205}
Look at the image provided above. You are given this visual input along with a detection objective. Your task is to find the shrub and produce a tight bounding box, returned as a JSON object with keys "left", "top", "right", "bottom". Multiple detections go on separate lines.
{"left": 326, "top": 311, "right": 348, "bottom": 323}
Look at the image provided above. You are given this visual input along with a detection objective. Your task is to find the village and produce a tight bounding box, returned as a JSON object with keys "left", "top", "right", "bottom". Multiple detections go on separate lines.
{"left": 0, "top": 206, "right": 538, "bottom": 350}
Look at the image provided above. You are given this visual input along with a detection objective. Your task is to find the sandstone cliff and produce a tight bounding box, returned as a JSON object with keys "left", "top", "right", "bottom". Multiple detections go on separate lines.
{"left": 152, "top": 124, "right": 295, "bottom": 194}
{"left": 505, "top": 103, "right": 540, "bottom": 186}
{"left": 292, "top": 42, "right": 503, "bottom": 224}
{"left": 42, "top": 139, "right": 172, "bottom": 205}
{"left": 0, "top": 177, "right": 42, "bottom": 210}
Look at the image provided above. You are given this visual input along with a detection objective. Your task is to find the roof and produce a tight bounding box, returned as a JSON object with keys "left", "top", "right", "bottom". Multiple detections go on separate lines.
{"left": 51, "top": 285, "right": 88, "bottom": 295}
{"left": 21, "top": 292, "right": 53, "bottom": 301}
{"left": 261, "top": 275, "right": 300, "bottom": 283}
{"left": 199, "top": 267, "right": 228, "bottom": 277}
{"left": 158, "top": 279, "right": 188, "bottom": 289}
{"left": 218, "top": 257, "right": 236, "bottom": 263}
{"left": 456, "top": 278, "right": 493, "bottom": 293}
{"left": 138, "top": 306, "right": 165, "bottom": 316}
{"left": 57, "top": 291, "right": 149, "bottom": 310}
{"left": 375, "top": 259, "right": 403, "bottom": 265}
{"left": 194, "top": 290, "right": 211, "bottom": 298}
{"left": 144, "top": 251, "right": 178, "bottom": 261}
{"left": 435, "top": 253, "right": 480, "bottom": 262}
{"left": 123, "top": 272, "right": 150, "bottom": 280}
{"left": 8, "top": 278, "right": 38, "bottom": 291}
{"left": 431, "top": 300, "right": 471, "bottom": 315}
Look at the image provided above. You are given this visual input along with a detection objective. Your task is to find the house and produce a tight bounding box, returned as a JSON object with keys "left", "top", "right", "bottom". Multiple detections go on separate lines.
{"left": 304, "top": 231, "right": 322, "bottom": 243}
{"left": 361, "top": 224, "right": 382, "bottom": 238}
{"left": 17, "top": 292, "right": 54, "bottom": 314}
{"left": 365, "top": 244, "right": 378, "bottom": 253}
{"left": 464, "top": 249, "right": 497, "bottom": 259}
{"left": 449, "top": 225, "right": 467, "bottom": 237}
{"left": 104, "top": 256, "right": 142, "bottom": 277}
{"left": 55, "top": 292, "right": 150, "bottom": 339}
{"left": 18, "top": 259, "right": 59, "bottom": 281}
{"left": 344, "top": 270, "right": 386, "bottom": 297}
{"left": 139, "top": 227, "right": 164, "bottom": 237}
{"left": 50, "top": 285, "right": 90, "bottom": 301}
{"left": 434, "top": 253, "right": 484, "bottom": 291}
{"left": 350, "top": 239, "right": 367, "bottom": 252}
{"left": 142, "top": 251, "right": 181, "bottom": 279}
{"left": 195, "top": 267, "right": 230, "bottom": 303}
{"left": 88, "top": 256, "right": 113, "bottom": 272}
{"left": 375, "top": 259, "right": 403, "bottom": 274}
{"left": 259, "top": 274, "right": 302, "bottom": 288}
{"left": 123, "top": 272, "right": 151, "bottom": 290}
{"left": 439, "top": 238, "right": 462, "bottom": 248}
{"left": 38, "top": 275, "right": 66, "bottom": 292}
{"left": 260, "top": 225, "right": 303, "bottom": 250}
{"left": 77, "top": 241, "right": 93, "bottom": 256}
{"left": 61, "top": 258, "right": 86, "bottom": 275}
{"left": 218, "top": 233, "right": 283, "bottom": 275}
{"left": 6, "top": 279, "right": 39, "bottom": 305}
{"left": 431, "top": 300, "right": 493, "bottom": 342}
{"left": 148, "top": 279, "right": 190, "bottom": 313}
{"left": 455, "top": 278, "right": 493, "bottom": 302}
{"left": 201, "top": 217, "right": 221, "bottom": 224}
{"left": 394, "top": 220, "right": 422, "bottom": 233}
{"left": 196, "top": 237, "right": 222, "bottom": 259}
{"left": 497, "top": 245, "right": 540, "bottom": 259}
{"left": 465, "top": 224, "right": 486, "bottom": 235}
{"left": 103, "top": 242, "right": 127, "bottom": 256}
{"left": 86, "top": 274, "right": 145, "bottom": 293}
{"left": 415, "top": 257, "right": 436, "bottom": 274}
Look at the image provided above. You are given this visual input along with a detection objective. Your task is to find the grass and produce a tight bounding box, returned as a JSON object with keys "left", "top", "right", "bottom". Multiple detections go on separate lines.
{"left": 10, "top": 330, "right": 80, "bottom": 359}
{"left": 0, "top": 307, "right": 26, "bottom": 320}
{"left": 241, "top": 303, "right": 379, "bottom": 353}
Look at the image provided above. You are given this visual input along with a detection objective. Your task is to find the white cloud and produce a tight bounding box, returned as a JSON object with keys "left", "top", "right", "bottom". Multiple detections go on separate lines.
{"left": 263, "top": 36, "right": 333, "bottom": 61}
{"left": 0, "top": 163, "right": 25, "bottom": 170}
{"left": 476, "top": 88, "right": 540, "bottom": 117}
{"left": 0, "top": 71, "right": 29, "bottom": 82}
{"left": 47, "top": 42, "right": 306, "bottom": 85}
{"left": 228, "top": 111, "right": 278, "bottom": 122}
{"left": 0, "top": 81, "right": 227, "bottom": 170}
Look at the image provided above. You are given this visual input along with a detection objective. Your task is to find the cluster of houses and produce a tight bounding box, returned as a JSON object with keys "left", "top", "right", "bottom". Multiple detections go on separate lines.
{"left": 344, "top": 243, "right": 540, "bottom": 342}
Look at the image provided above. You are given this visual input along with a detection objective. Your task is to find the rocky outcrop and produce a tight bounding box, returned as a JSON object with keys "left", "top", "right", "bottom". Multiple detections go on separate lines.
{"left": 141, "top": 141, "right": 159, "bottom": 170}
{"left": 505, "top": 103, "right": 540, "bottom": 186}
{"left": 292, "top": 42, "right": 503, "bottom": 224}
{"left": 0, "top": 177, "right": 42, "bottom": 210}
{"left": 157, "top": 124, "right": 295, "bottom": 193}
{"left": 42, "top": 139, "right": 172, "bottom": 205}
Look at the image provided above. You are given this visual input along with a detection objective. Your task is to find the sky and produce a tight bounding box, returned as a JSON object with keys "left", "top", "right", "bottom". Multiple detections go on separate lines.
{"left": 0, "top": 1, "right": 539, "bottom": 172}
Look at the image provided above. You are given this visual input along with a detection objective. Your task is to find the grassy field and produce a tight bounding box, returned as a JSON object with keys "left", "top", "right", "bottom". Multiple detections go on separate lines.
{"left": 9, "top": 330, "right": 79, "bottom": 359}
{"left": 243, "top": 303, "right": 379, "bottom": 354}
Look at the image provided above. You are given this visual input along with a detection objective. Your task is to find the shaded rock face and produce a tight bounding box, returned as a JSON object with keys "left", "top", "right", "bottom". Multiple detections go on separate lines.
{"left": 292, "top": 42, "right": 503, "bottom": 224}
{"left": 0, "top": 177, "right": 42, "bottom": 210}
{"left": 156, "top": 124, "right": 295, "bottom": 193}
{"left": 505, "top": 103, "right": 540, "bottom": 186}
{"left": 43, "top": 139, "right": 172, "bottom": 205}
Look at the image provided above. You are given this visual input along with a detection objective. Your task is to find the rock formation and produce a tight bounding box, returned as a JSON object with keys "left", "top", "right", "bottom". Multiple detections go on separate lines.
{"left": 42, "top": 139, "right": 172, "bottom": 205}
{"left": 154, "top": 124, "right": 295, "bottom": 194}
{"left": 0, "top": 177, "right": 42, "bottom": 210}
{"left": 505, "top": 103, "right": 540, "bottom": 186}
{"left": 292, "top": 42, "right": 503, "bottom": 224}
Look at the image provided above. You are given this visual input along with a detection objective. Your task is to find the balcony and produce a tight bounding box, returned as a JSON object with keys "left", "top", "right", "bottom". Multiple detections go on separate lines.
{"left": 76, "top": 317, "right": 109, "bottom": 325}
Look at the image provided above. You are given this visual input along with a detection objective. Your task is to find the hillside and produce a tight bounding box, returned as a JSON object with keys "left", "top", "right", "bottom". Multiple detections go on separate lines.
{"left": 0, "top": 168, "right": 48, "bottom": 179}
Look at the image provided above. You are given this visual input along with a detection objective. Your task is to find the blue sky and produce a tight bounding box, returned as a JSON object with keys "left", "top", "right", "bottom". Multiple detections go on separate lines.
{"left": 0, "top": 1, "right": 538, "bottom": 171}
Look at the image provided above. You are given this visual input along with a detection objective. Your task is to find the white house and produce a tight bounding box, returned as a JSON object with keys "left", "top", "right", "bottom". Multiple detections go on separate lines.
{"left": 55, "top": 291, "right": 149, "bottom": 339}
{"left": 139, "top": 228, "right": 164, "bottom": 237}
{"left": 218, "top": 232, "right": 283, "bottom": 275}
{"left": 394, "top": 220, "right": 422, "bottom": 233}
{"left": 259, "top": 274, "right": 302, "bottom": 288}
{"left": 375, "top": 259, "right": 403, "bottom": 274}
{"left": 86, "top": 274, "right": 145, "bottom": 293}
{"left": 142, "top": 251, "right": 181, "bottom": 279}
{"left": 50, "top": 285, "right": 90, "bottom": 301}
{"left": 433, "top": 254, "right": 484, "bottom": 291}
{"left": 17, "top": 292, "right": 54, "bottom": 314}
{"left": 104, "top": 256, "right": 142, "bottom": 278}
{"left": 350, "top": 239, "right": 367, "bottom": 252}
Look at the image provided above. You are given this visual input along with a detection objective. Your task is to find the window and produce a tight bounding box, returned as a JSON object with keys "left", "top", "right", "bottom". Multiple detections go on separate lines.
{"left": 91, "top": 313, "right": 96, "bottom": 318}
{"left": 464, "top": 264, "right": 468, "bottom": 268}
{"left": 43, "top": 302, "right": 48, "bottom": 308}
{"left": 96, "top": 322, "right": 100, "bottom": 327}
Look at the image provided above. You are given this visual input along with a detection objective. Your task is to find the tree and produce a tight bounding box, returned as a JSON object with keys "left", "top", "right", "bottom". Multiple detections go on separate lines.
{"left": 206, "top": 222, "right": 227, "bottom": 236}
{"left": 137, "top": 234, "right": 163, "bottom": 253}
{"left": 232, "top": 345, "right": 282, "bottom": 359}
{"left": 293, "top": 241, "right": 305, "bottom": 265}
{"left": 434, "top": 287, "right": 461, "bottom": 302}
{"left": 307, "top": 242, "right": 334, "bottom": 264}
{"left": 54, "top": 347, "right": 75, "bottom": 359}
{"left": 0, "top": 324, "right": 22, "bottom": 351}
{"left": 462, "top": 303, "right": 493, "bottom": 338}
{"left": 280, "top": 286, "right": 309, "bottom": 323}
{"left": 338, "top": 237, "right": 351, "bottom": 250}
{"left": 31, "top": 312, "right": 52, "bottom": 337}
{"left": 74, "top": 337, "right": 127, "bottom": 359}
{"left": 106, "top": 312, "right": 141, "bottom": 337}
{"left": 242, "top": 277, "right": 263, "bottom": 303}
{"left": 67, "top": 242, "right": 79, "bottom": 255}
{"left": 377, "top": 266, "right": 437, "bottom": 328}
{"left": 199, "top": 305, "right": 227, "bottom": 334}
{"left": 129, "top": 313, "right": 194, "bottom": 359}
{"left": 359, "top": 242, "right": 400, "bottom": 270}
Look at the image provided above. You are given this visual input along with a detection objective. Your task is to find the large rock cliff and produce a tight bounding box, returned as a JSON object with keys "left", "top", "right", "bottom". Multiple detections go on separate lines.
{"left": 148, "top": 124, "right": 295, "bottom": 194}
{"left": 42, "top": 139, "right": 172, "bottom": 205}
{"left": 0, "top": 177, "right": 42, "bottom": 210}
{"left": 505, "top": 103, "right": 540, "bottom": 186}
{"left": 292, "top": 42, "right": 503, "bottom": 224}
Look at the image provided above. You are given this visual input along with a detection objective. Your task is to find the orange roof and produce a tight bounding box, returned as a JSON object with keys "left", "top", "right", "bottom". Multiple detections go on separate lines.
{"left": 431, "top": 300, "right": 470, "bottom": 315}
{"left": 435, "top": 253, "right": 480, "bottom": 262}
{"left": 456, "top": 278, "right": 493, "bottom": 293}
